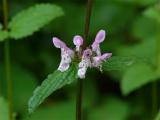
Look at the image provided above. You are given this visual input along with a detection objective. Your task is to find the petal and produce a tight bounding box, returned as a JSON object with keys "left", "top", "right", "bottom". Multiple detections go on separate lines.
{"left": 91, "top": 42, "right": 98, "bottom": 51}
{"left": 83, "top": 49, "right": 92, "bottom": 58}
{"left": 78, "top": 67, "right": 87, "bottom": 79}
{"left": 95, "top": 30, "right": 106, "bottom": 43}
{"left": 52, "top": 37, "right": 66, "bottom": 48}
{"left": 73, "top": 35, "right": 83, "bottom": 46}
{"left": 101, "top": 53, "right": 112, "bottom": 60}
{"left": 58, "top": 62, "right": 70, "bottom": 72}
{"left": 92, "top": 53, "right": 112, "bottom": 67}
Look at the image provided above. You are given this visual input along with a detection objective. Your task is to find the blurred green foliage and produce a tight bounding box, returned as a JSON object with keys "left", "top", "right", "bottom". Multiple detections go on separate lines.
{"left": 0, "top": 97, "right": 9, "bottom": 120}
{"left": 0, "top": 0, "right": 160, "bottom": 120}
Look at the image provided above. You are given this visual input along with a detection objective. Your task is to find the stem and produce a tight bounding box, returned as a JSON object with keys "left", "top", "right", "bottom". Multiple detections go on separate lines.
{"left": 76, "top": 79, "right": 83, "bottom": 120}
{"left": 4, "top": 40, "right": 13, "bottom": 120}
{"left": 76, "top": 0, "right": 93, "bottom": 120}
{"left": 83, "top": 0, "right": 93, "bottom": 46}
{"left": 2, "top": 0, "right": 13, "bottom": 120}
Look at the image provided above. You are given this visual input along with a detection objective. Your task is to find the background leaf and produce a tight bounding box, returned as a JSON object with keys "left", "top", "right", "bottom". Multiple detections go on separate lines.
{"left": 88, "top": 97, "right": 130, "bottom": 120}
{"left": 144, "top": 5, "right": 160, "bottom": 23}
{"left": 121, "top": 63, "right": 157, "bottom": 95}
{"left": 102, "top": 56, "right": 144, "bottom": 71}
{"left": 117, "top": 0, "right": 156, "bottom": 6}
{"left": 0, "top": 64, "right": 37, "bottom": 113}
{"left": 0, "top": 97, "right": 9, "bottom": 120}
{"left": 28, "top": 64, "right": 77, "bottom": 114}
{"left": 25, "top": 100, "right": 75, "bottom": 120}
{"left": 0, "top": 30, "right": 9, "bottom": 42}
{"left": 9, "top": 4, "right": 64, "bottom": 39}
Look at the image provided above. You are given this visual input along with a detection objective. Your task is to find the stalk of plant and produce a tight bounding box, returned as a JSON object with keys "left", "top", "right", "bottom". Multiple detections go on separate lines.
{"left": 76, "top": 0, "right": 93, "bottom": 120}
{"left": 2, "top": 0, "right": 13, "bottom": 119}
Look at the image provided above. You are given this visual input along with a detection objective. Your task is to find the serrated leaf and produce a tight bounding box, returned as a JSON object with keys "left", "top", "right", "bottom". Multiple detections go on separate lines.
{"left": 102, "top": 56, "right": 144, "bottom": 71}
{"left": 9, "top": 4, "right": 64, "bottom": 39}
{"left": 0, "top": 97, "right": 9, "bottom": 120}
{"left": 28, "top": 64, "right": 77, "bottom": 114}
{"left": 0, "top": 30, "right": 9, "bottom": 42}
{"left": 121, "top": 63, "right": 157, "bottom": 95}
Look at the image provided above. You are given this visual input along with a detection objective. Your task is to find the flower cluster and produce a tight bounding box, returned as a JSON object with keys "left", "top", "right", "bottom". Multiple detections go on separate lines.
{"left": 52, "top": 30, "right": 112, "bottom": 79}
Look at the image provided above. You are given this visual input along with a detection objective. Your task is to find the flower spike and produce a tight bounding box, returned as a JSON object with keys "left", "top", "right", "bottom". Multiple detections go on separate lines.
{"left": 52, "top": 29, "right": 112, "bottom": 79}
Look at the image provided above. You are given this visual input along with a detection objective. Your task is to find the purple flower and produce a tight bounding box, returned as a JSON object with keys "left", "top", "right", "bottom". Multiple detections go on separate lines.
{"left": 78, "top": 49, "right": 92, "bottom": 79}
{"left": 91, "top": 30, "right": 106, "bottom": 56}
{"left": 92, "top": 53, "right": 112, "bottom": 71}
{"left": 53, "top": 37, "right": 74, "bottom": 72}
{"left": 73, "top": 35, "right": 83, "bottom": 52}
{"left": 52, "top": 29, "right": 112, "bottom": 79}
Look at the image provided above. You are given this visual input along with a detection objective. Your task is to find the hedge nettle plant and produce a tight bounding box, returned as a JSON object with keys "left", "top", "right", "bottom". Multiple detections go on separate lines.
{"left": 1, "top": 0, "right": 160, "bottom": 119}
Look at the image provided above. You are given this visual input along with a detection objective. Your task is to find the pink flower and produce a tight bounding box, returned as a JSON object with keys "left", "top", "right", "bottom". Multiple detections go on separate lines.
{"left": 52, "top": 29, "right": 112, "bottom": 79}
{"left": 91, "top": 30, "right": 106, "bottom": 56}
{"left": 53, "top": 37, "right": 74, "bottom": 72}
{"left": 78, "top": 49, "right": 92, "bottom": 79}
{"left": 73, "top": 35, "right": 83, "bottom": 52}
{"left": 92, "top": 53, "right": 112, "bottom": 71}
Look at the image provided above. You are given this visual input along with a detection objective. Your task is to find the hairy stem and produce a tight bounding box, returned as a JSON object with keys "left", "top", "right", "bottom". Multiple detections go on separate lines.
{"left": 2, "top": 0, "right": 13, "bottom": 119}
{"left": 76, "top": 0, "right": 93, "bottom": 120}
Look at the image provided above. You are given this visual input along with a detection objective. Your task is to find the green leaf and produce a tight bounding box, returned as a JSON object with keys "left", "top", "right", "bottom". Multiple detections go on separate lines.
{"left": 0, "top": 30, "right": 9, "bottom": 42}
{"left": 102, "top": 56, "right": 143, "bottom": 71}
{"left": 121, "top": 63, "right": 157, "bottom": 95}
{"left": 144, "top": 5, "right": 160, "bottom": 23}
{"left": 116, "top": 38, "right": 156, "bottom": 63}
{"left": 0, "top": 97, "right": 9, "bottom": 120}
{"left": 88, "top": 97, "right": 130, "bottom": 120}
{"left": 155, "top": 111, "right": 160, "bottom": 120}
{"left": 28, "top": 64, "right": 77, "bottom": 114}
{"left": 132, "top": 16, "right": 157, "bottom": 40}
{"left": 9, "top": 4, "right": 64, "bottom": 39}
{"left": 117, "top": 0, "right": 156, "bottom": 6}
